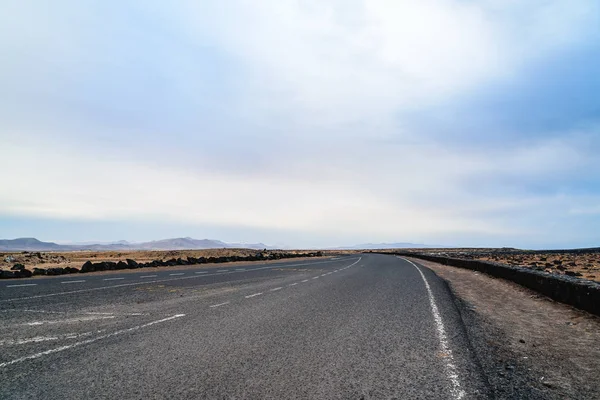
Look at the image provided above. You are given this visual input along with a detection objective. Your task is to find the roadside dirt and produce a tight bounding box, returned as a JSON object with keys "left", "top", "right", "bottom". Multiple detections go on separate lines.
{"left": 410, "top": 257, "right": 600, "bottom": 399}
{"left": 0, "top": 249, "right": 352, "bottom": 272}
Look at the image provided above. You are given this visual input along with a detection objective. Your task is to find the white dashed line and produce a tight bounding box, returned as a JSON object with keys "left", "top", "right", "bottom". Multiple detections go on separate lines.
{"left": 269, "top": 287, "right": 283, "bottom": 292}
{"left": 400, "top": 257, "right": 465, "bottom": 400}
{"left": 209, "top": 301, "right": 230, "bottom": 308}
{"left": 301, "top": 279, "right": 309, "bottom": 283}
{"left": 0, "top": 314, "right": 185, "bottom": 368}
{"left": 195, "top": 271, "right": 208, "bottom": 274}
{"left": 140, "top": 275, "right": 157, "bottom": 278}
{"left": 312, "top": 276, "right": 319, "bottom": 280}
{"left": 217, "top": 270, "right": 227, "bottom": 272}
{"left": 235, "top": 269, "right": 246, "bottom": 271}
{"left": 61, "top": 280, "right": 85, "bottom": 284}
{"left": 169, "top": 273, "right": 185, "bottom": 276}
{"left": 288, "top": 283, "right": 298, "bottom": 286}
{"left": 6, "top": 284, "right": 38, "bottom": 288}
{"left": 245, "top": 292, "right": 263, "bottom": 298}
{"left": 25, "top": 315, "right": 115, "bottom": 326}
{"left": 102, "top": 277, "right": 124, "bottom": 281}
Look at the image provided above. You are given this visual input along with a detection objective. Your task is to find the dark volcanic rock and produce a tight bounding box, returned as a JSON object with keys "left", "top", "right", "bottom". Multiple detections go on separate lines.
{"left": 15, "top": 269, "right": 33, "bottom": 278}
{"left": 11, "top": 263, "right": 25, "bottom": 271}
{"left": 126, "top": 259, "right": 139, "bottom": 268}
{"left": 81, "top": 261, "right": 95, "bottom": 273}
{"left": 33, "top": 267, "right": 46, "bottom": 276}
{"left": 116, "top": 261, "right": 128, "bottom": 270}
{"left": 46, "top": 268, "right": 66, "bottom": 276}
{"left": 0, "top": 270, "right": 16, "bottom": 279}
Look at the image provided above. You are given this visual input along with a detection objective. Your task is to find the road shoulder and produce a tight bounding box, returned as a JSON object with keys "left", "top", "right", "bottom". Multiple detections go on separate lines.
{"left": 409, "top": 257, "right": 600, "bottom": 400}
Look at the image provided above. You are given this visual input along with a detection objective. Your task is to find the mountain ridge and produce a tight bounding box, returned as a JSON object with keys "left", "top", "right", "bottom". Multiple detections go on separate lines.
{"left": 0, "top": 237, "right": 272, "bottom": 251}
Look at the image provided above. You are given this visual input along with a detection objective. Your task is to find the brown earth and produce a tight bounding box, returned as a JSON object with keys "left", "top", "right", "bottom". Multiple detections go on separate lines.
{"left": 0, "top": 249, "right": 354, "bottom": 273}
{"left": 410, "top": 257, "right": 600, "bottom": 399}
{"left": 379, "top": 248, "right": 600, "bottom": 283}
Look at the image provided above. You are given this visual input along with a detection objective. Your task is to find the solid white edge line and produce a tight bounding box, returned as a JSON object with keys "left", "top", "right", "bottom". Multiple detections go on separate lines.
{"left": 400, "top": 257, "right": 466, "bottom": 400}
{"left": 1, "top": 257, "right": 362, "bottom": 303}
{"left": 0, "top": 314, "right": 185, "bottom": 368}
{"left": 102, "top": 278, "right": 124, "bottom": 281}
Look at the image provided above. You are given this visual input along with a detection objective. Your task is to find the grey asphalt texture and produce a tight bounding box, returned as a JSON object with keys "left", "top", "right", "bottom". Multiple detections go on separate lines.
{"left": 0, "top": 254, "right": 492, "bottom": 399}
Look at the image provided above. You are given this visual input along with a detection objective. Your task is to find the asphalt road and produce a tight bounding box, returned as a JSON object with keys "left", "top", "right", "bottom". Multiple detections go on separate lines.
{"left": 0, "top": 254, "right": 491, "bottom": 399}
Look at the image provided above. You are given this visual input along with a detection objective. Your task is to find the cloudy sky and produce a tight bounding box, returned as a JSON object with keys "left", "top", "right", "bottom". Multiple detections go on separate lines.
{"left": 1, "top": 1, "right": 599, "bottom": 248}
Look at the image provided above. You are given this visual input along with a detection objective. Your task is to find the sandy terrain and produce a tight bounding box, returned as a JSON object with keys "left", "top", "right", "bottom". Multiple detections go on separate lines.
{"left": 0, "top": 249, "right": 347, "bottom": 273}
{"left": 379, "top": 248, "right": 600, "bottom": 283}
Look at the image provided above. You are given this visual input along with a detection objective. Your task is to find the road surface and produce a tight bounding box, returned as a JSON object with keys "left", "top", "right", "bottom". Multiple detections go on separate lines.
{"left": 0, "top": 254, "right": 491, "bottom": 399}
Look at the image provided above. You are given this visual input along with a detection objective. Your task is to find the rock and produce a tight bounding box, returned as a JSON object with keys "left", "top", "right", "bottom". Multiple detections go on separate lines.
{"left": 33, "top": 267, "right": 46, "bottom": 276}
{"left": 116, "top": 261, "right": 128, "bottom": 270}
{"left": 0, "top": 270, "right": 16, "bottom": 279}
{"left": 16, "top": 269, "right": 33, "bottom": 278}
{"left": 65, "top": 267, "right": 80, "bottom": 274}
{"left": 11, "top": 263, "right": 25, "bottom": 271}
{"left": 565, "top": 271, "right": 582, "bottom": 277}
{"left": 126, "top": 259, "right": 139, "bottom": 268}
{"left": 81, "top": 261, "right": 95, "bottom": 273}
{"left": 519, "top": 339, "right": 525, "bottom": 343}
{"left": 46, "top": 268, "right": 66, "bottom": 276}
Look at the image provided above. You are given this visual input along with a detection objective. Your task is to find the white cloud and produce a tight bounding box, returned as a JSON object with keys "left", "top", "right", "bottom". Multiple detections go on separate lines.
{"left": 172, "top": 0, "right": 598, "bottom": 128}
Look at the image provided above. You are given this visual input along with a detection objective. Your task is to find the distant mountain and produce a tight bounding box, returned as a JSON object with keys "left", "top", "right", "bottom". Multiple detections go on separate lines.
{"left": 0, "top": 238, "right": 64, "bottom": 251}
{"left": 135, "top": 237, "right": 230, "bottom": 250}
{"left": 332, "top": 242, "right": 444, "bottom": 250}
{"left": 0, "top": 237, "right": 276, "bottom": 251}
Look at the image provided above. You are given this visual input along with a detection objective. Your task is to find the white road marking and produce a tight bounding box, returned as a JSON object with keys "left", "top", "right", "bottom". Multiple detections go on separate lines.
{"left": 320, "top": 274, "right": 327, "bottom": 277}
{"left": 61, "top": 280, "right": 85, "bottom": 284}
{"left": 301, "top": 279, "right": 309, "bottom": 283}
{"left": 209, "top": 301, "right": 230, "bottom": 308}
{"left": 24, "top": 315, "right": 116, "bottom": 326}
{"left": 0, "top": 314, "right": 185, "bottom": 368}
{"left": 235, "top": 269, "right": 245, "bottom": 271}
{"left": 269, "top": 287, "right": 283, "bottom": 292}
{"left": 0, "top": 331, "right": 98, "bottom": 346}
{"left": 103, "top": 277, "right": 125, "bottom": 281}
{"left": 245, "top": 292, "right": 263, "bottom": 298}
{"left": 401, "top": 257, "right": 466, "bottom": 400}
{"left": 0, "top": 257, "right": 362, "bottom": 303}
{"left": 169, "top": 273, "right": 184, "bottom": 276}
{"left": 312, "top": 276, "right": 319, "bottom": 279}
{"left": 6, "top": 284, "right": 38, "bottom": 288}
{"left": 0, "top": 309, "right": 143, "bottom": 316}
{"left": 140, "top": 275, "right": 157, "bottom": 278}
{"left": 195, "top": 271, "right": 208, "bottom": 274}
{"left": 288, "top": 283, "right": 298, "bottom": 286}
{"left": 217, "top": 270, "right": 228, "bottom": 272}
